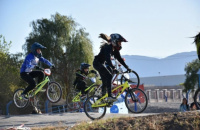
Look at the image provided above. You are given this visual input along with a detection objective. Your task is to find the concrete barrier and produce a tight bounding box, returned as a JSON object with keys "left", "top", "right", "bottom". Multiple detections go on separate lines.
{"left": 145, "top": 88, "right": 192, "bottom": 103}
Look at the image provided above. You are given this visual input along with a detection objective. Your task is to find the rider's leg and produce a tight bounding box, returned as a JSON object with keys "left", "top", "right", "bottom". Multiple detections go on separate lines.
{"left": 93, "top": 63, "right": 113, "bottom": 97}
{"left": 20, "top": 72, "right": 36, "bottom": 95}
{"left": 105, "top": 66, "right": 113, "bottom": 97}
{"left": 77, "top": 81, "right": 87, "bottom": 95}
{"left": 99, "top": 72, "right": 107, "bottom": 96}
{"left": 99, "top": 70, "right": 115, "bottom": 101}
{"left": 29, "top": 71, "right": 44, "bottom": 84}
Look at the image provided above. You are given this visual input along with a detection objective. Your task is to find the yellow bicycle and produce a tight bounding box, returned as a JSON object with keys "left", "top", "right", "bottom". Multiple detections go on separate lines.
{"left": 84, "top": 70, "right": 148, "bottom": 120}
{"left": 13, "top": 67, "right": 62, "bottom": 109}
{"left": 66, "top": 73, "right": 100, "bottom": 111}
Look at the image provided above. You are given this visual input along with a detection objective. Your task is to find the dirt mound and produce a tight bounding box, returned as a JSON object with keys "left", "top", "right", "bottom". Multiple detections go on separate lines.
{"left": 71, "top": 111, "right": 200, "bottom": 130}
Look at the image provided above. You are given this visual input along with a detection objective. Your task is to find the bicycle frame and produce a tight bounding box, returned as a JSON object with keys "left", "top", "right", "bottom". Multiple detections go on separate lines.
{"left": 92, "top": 80, "right": 130, "bottom": 107}
{"left": 72, "top": 82, "right": 97, "bottom": 102}
{"left": 28, "top": 76, "right": 50, "bottom": 97}
{"left": 87, "top": 65, "right": 123, "bottom": 96}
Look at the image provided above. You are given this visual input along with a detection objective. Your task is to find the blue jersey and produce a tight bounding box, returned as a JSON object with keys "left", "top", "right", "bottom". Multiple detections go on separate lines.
{"left": 20, "top": 53, "right": 53, "bottom": 73}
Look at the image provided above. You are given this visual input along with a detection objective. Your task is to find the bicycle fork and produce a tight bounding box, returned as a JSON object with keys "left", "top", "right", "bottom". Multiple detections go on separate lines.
{"left": 128, "top": 89, "right": 138, "bottom": 102}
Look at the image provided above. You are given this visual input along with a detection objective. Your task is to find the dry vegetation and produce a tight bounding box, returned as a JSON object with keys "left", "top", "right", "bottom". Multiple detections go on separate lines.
{"left": 32, "top": 111, "right": 200, "bottom": 130}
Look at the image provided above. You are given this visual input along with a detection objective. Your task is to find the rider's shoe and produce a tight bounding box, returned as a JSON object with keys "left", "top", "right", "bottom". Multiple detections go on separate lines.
{"left": 21, "top": 93, "right": 28, "bottom": 100}
{"left": 107, "top": 96, "right": 117, "bottom": 102}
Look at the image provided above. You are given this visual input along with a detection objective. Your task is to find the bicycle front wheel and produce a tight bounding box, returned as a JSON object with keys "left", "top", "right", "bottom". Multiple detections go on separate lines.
{"left": 13, "top": 88, "right": 29, "bottom": 109}
{"left": 121, "top": 70, "right": 140, "bottom": 88}
{"left": 46, "top": 82, "right": 62, "bottom": 103}
{"left": 66, "top": 92, "right": 81, "bottom": 111}
{"left": 194, "top": 88, "right": 200, "bottom": 109}
{"left": 125, "top": 88, "right": 148, "bottom": 113}
{"left": 84, "top": 95, "right": 106, "bottom": 120}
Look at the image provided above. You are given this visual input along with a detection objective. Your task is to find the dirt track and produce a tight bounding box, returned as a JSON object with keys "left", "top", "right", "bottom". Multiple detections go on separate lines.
{"left": 0, "top": 102, "right": 181, "bottom": 129}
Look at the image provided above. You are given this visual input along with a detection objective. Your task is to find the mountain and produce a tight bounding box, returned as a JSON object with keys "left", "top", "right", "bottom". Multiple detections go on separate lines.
{"left": 122, "top": 51, "right": 197, "bottom": 78}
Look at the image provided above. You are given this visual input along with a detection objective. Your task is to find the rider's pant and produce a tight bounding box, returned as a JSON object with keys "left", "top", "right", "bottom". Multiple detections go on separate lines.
{"left": 93, "top": 59, "right": 113, "bottom": 97}
{"left": 20, "top": 71, "right": 44, "bottom": 94}
{"left": 75, "top": 80, "right": 87, "bottom": 94}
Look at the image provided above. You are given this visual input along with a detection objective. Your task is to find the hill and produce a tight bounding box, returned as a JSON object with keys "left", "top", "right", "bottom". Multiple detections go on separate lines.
{"left": 122, "top": 51, "right": 197, "bottom": 77}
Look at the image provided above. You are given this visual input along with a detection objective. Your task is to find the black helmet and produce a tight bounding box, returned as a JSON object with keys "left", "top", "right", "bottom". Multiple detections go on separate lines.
{"left": 80, "top": 63, "right": 91, "bottom": 71}
{"left": 110, "top": 33, "right": 127, "bottom": 50}
{"left": 110, "top": 33, "right": 127, "bottom": 44}
{"left": 31, "top": 42, "right": 46, "bottom": 58}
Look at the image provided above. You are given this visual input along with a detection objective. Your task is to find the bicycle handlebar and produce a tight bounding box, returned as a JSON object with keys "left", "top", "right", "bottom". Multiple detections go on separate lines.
{"left": 35, "top": 66, "right": 55, "bottom": 71}
{"left": 123, "top": 70, "right": 132, "bottom": 73}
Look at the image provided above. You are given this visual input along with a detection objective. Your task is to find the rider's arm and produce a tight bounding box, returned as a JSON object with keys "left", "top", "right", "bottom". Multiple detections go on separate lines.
{"left": 89, "top": 70, "right": 97, "bottom": 74}
{"left": 113, "top": 50, "right": 129, "bottom": 69}
{"left": 104, "top": 45, "right": 115, "bottom": 69}
{"left": 75, "top": 70, "right": 86, "bottom": 79}
{"left": 39, "top": 57, "right": 53, "bottom": 67}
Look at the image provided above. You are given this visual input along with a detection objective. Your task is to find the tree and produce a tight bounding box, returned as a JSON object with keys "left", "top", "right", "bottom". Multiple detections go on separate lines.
{"left": 0, "top": 35, "right": 23, "bottom": 113}
{"left": 0, "top": 35, "right": 11, "bottom": 54}
{"left": 183, "top": 33, "right": 200, "bottom": 92}
{"left": 184, "top": 32, "right": 200, "bottom": 92}
{"left": 23, "top": 13, "right": 94, "bottom": 96}
{"left": 184, "top": 59, "right": 200, "bottom": 92}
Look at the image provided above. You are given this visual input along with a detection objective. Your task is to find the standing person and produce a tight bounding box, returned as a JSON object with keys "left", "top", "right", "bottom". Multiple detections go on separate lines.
{"left": 190, "top": 102, "right": 197, "bottom": 111}
{"left": 73, "top": 63, "right": 97, "bottom": 97}
{"left": 20, "top": 42, "right": 54, "bottom": 99}
{"left": 93, "top": 33, "right": 131, "bottom": 102}
{"left": 179, "top": 98, "right": 190, "bottom": 112}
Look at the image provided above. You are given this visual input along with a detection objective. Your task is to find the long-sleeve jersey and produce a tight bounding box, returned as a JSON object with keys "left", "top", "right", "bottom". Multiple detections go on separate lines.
{"left": 73, "top": 69, "right": 97, "bottom": 85}
{"left": 20, "top": 53, "right": 53, "bottom": 73}
{"left": 94, "top": 44, "right": 128, "bottom": 69}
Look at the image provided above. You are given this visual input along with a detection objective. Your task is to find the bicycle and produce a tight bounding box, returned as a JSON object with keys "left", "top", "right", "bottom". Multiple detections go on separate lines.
{"left": 112, "top": 57, "right": 140, "bottom": 87}
{"left": 88, "top": 57, "right": 140, "bottom": 97}
{"left": 84, "top": 70, "right": 148, "bottom": 120}
{"left": 13, "top": 67, "right": 62, "bottom": 109}
{"left": 66, "top": 73, "right": 100, "bottom": 111}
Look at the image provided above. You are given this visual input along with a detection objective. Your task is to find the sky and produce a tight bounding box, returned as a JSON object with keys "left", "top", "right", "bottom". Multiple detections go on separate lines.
{"left": 0, "top": 0, "right": 200, "bottom": 58}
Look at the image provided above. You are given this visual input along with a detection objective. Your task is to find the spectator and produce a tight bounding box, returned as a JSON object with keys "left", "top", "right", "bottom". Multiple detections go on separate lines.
{"left": 179, "top": 98, "right": 190, "bottom": 112}
{"left": 190, "top": 102, "right": 197, "bottom": 111}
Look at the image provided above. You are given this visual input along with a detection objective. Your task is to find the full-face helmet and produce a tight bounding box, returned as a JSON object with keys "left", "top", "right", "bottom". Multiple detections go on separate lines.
{"left": 110, "top": 33, "right": 127, "bottom": 50}
{"left": 80, "top": 63, "right": 91, "bottom": 75}
{"left": 31, "top": 42, "right": 46, "bottom": 58}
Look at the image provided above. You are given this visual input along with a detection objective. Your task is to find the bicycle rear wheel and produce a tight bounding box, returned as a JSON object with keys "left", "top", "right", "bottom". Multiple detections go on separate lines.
{"left": 194, "top": 88, "right": 200, "bottom": 109}
{"left": 121, "top": 70, "right": 140, "bottom": 88}
{"left": 125, "top": 88, "right": 148, "bottom": 113}
{"left": 66, "top": 92, "right": 82, "bottom": 111}
{"left": 13, "top": 88, "right": 29, "bottom": 108}
{"left": 84, "top": 95, "right": 106, "bottom": 120}
{"left": 46, "top": 82, "right": 62, "bottom": 103}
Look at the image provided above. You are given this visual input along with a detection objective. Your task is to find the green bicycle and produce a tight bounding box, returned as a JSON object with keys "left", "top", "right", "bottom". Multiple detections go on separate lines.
{"left": 13, "top": 67, "right": 62, "bottom": 109}
{"left": 66, "top": 73, "right": 101, "bottom": 111}
{"left": 84, "top": 70, "right": 148, "bottom": 120}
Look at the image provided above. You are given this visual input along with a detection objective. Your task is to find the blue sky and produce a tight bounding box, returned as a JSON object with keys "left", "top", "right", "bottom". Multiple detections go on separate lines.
{"left": 0, "top": 0, "right": 200, "bottom": 58}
